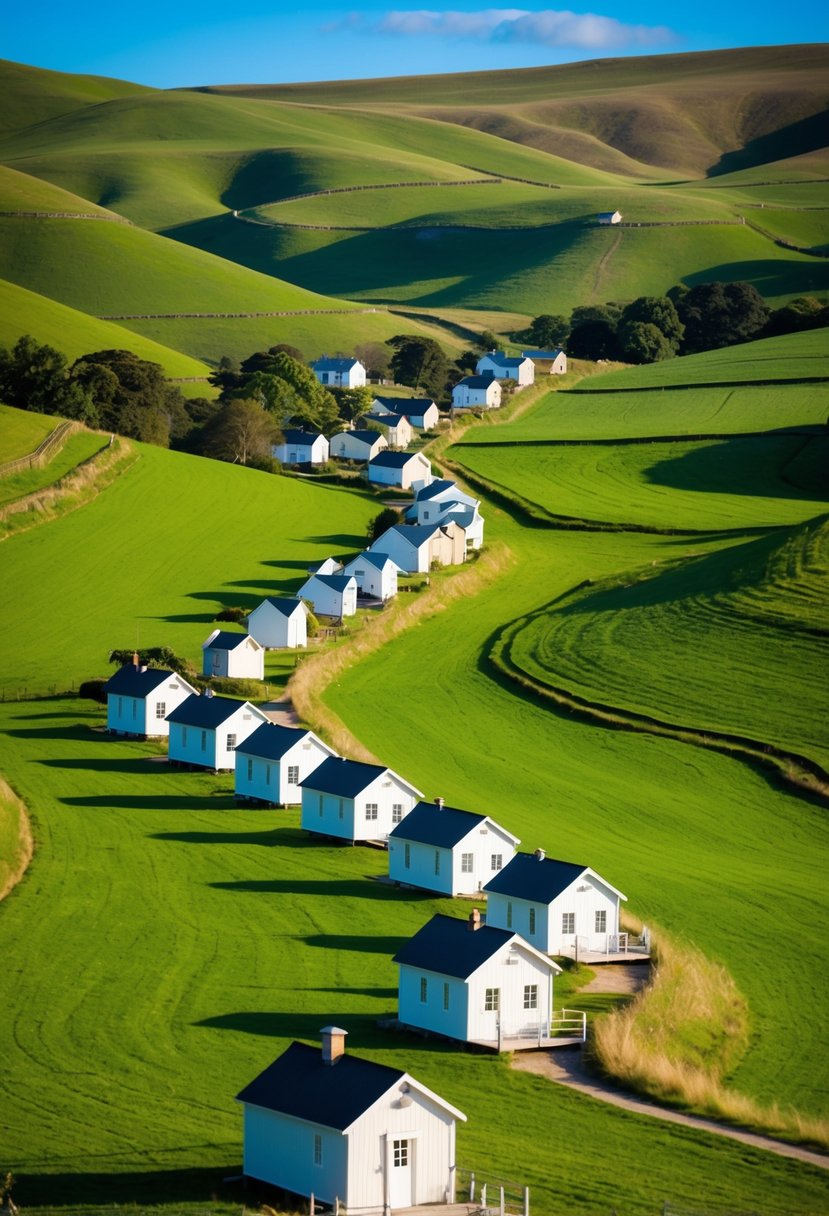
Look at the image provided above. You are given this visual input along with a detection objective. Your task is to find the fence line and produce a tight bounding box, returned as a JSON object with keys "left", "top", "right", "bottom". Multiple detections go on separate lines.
{"left": 0, "top": 420, "right": 77, "bottom": 478}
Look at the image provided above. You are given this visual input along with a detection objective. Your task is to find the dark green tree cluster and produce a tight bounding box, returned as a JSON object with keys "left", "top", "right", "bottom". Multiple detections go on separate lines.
{"left": 386, "top": 335, "right": 450, "bottom": 401}
{"left": 210, "top": 345, "right": 340, "bottom": 436}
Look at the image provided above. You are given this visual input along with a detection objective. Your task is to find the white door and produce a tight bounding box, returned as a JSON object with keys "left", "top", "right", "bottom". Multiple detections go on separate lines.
{"left": 389, "top": 1137, "right": 412, "bottom": 1208}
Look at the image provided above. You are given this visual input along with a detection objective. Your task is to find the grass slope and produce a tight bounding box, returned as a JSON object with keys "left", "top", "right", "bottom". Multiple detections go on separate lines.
{"left": 0, "top": 402, "right": 58, "bottom": 461}
{"left": 0, "top": 58, "right": 153, "bottom": 139}
{"left": 0, "top": 427, "right": 108, "bottom": 508}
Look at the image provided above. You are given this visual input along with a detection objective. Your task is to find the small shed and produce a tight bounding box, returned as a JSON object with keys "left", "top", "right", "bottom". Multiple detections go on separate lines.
{"left": 166, "top": 694, "right": 269, "bottom": 771}
{"left": 484, "top": 850, "right": 627, "bottom": 956}
{"left": 105, "top": 664, "right": 197, "bottom": 739}
{"left": 343, "top": 550, "right": 401, "bottom": 601}
{"left": 367, "top": 450, "right": 432, "bottom": 491}
{"left": 308, "top": 557, "right": 344, "bottom": 577}
{"left": 273, "top": 429, "right": 329, "bottom": 466}
{"left": 310, "top": 357, "right": 367, "bottom": 388}
{"left": 373, "top": 396, "right": 440, "bottom": 431}
{"left": 236, "top": 1027, "right": 466, "bottom": 1210}
{"left": 394, "top": 913, "right": 560, "bottom": 1048}
{"left": 451, "top": 376, "right": 502, "bottom": 410}
{"left": 202, "top": 630, "right": 264, "bottom": 680}
{"left": 369, "top": 523, "right": 465, "bottom": 574}
{"left": 476, "top": 352, "right": 535, "bottom": 386}
{"left": 363, "top": 412, "right": 413, "bottom": 450}
{"left": 300, "top": 756, "right": 422, "bottom": 842}
{"left": 234, "top": 722, "right": 337, "bottom": 806}
{"left": 330, "top": 429, "right": 388, "bottom": 462}
{"left": 389, "top": 800, "right": 519, "bottom": 895}
{"left": 522, "top": 348, "right": 568, "bottom": 375}
{"left": 247, "top": 597, "right": 308, "bottom": 649}
{"left": 597, "top": 211, "right": 622, "bottom": 225}
{"left": 298, "top": 573, "right": 357, "bottom": 620}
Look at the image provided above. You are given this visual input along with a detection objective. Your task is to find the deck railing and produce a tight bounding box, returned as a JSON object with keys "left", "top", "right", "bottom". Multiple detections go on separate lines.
{"left": 550, "top": 1009, "right": 587, "bottom": 1041}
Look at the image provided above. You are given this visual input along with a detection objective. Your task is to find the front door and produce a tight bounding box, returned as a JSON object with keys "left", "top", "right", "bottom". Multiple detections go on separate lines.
{"left": 389, "top": 1137, "right": 413, "bottom": 1208}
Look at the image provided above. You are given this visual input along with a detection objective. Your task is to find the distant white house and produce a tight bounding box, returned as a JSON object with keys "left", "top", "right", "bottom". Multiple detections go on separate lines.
{"left": 389, "top": 800, "right": 519, "bottom": 896}
{"left": 300, "top": 756, "right": 422, "bottom": 842}
{"left": 298, "top": 573, "right": 357, "bottom": 619}
{"left": 476, "top": 352, "right": 535, "bottom": 386}
{"left": 247, "top": 597, "right": 308, "bottom": 649}
{"left": 202, "top": 630, "right": 264, "bottom": 680}
{"left": 369, "top": 523, "right": 465, "bottom": 574}
{"left": 362, "top": 411, "right": 413, "bottom": 450}
{"left": 104, "top": 663, "right": 197, "bottom": 739}
{"left": 273, "top": 429, "right": 329, "bottom": 466}
{"left": 234, "top": 722, "right": 336, "bottom": 806}
{"left": 310, "top": 357, "right": 367, "bottom": 388}
{"left": 597, "top": 211, "right": 622, "bottom": 225}
{"left": 451, "top": 376, "right": 501, "bottom": 410}
{"left": 307, "top": 557, "right": 344, "bottom": 577}
{"left": 166, "top": 694, "right": 269, "bottom": 771}
{"left": 236, "top": 1027, "right": 466, "bottom": 1210}
{"left": 367, "top": 450, "right": 432, "bottom": 491}
{"left": 522, "top": 349, "right": 568, "bottom": 375}
{"left": 484, "top": 850, "right": 627, "bottom": 956}
{"left": 410, "top": 480, "right": 484, "bottom": 550}
{"left": 329, "top": 429, "right": 388, "bottom": 462}
{"left": 394, "top": 912, "right": 560, "bottom": 1049}
{"left": 373, "top": 396, "right": 440, "bottom": 431}
{"left": 343, "top": 550, "right": 401, "bottom": 601}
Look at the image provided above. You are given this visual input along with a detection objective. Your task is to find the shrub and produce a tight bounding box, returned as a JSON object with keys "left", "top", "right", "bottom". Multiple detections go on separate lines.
{"left": 78, "top": 679, "right": 107, "bottom": 703}
{"left": 208, "top": 677, "right": 265, "bottom": 698}
{"left": 214, "top": 606, "right": 247, "bottom": 624}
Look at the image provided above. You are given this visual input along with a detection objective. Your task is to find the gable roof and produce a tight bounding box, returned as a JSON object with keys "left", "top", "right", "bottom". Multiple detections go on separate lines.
{"left": 364, "top": 412, "right": 409, "bottom": 427}
{"left": 479, "top": 352, "right": 529, "bottom": 368}
{"left": 369, "top": 451, "right": 426, "bottom": 470}
{"left": 304, "top": 574, "right": 356, "bottom": 593}
{"left": 104, "top": 665, "right": 179, "bottom": 697}
{"left": 300, "top": 756, "right": 421, "bottom": 799}
{"left": 382, "top": 524, "right": 440, "bottom": 548}
{"left": 344, "top": 550, "right": 400, "bottom": 572}
{"left": 522, "top": 349, "right": 565, "bottom": 360}
{"left": 390, "top": 802, "right": 501, "bottom": 848}
{"left": 166, "top": 693, "right": 262, "bottom": 729}
{"left": 415, "top": 478, "right": 456, "bottom": 502}
{"left": 373, "top": 396, "right": 436, "bottom": 416}
{"left": 235, "top": 721, "right": 329, "bottom": 761}
{"left": 483, "top": 853, "right": 617, "bottom": 903}
{"left": 394, "top": 913, "right": 555, "bottom": 980}
{"left": 202, "top": 630, "right": 249, "bottom": 653}
{"left": 312, "top": 357, "right": 362, "bottom": 373}
{"left": 455, "top": 375, "right": 497, "bottom": 390}
{"left": 335, "top": 429, "right": 380, "bottom": 446}
{"left": 281, "top": 428, "right": 324, "bottom": 445}
{"left": 258, "top": 596, "right": 306, "bottom": 618}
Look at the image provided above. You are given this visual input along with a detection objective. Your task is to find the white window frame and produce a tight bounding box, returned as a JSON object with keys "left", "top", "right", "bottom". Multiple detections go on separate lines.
{"left": 562, "top": 912, "right": 575, "bottom": 934}
{"left": 365, "top": 802, "right": 378, "bottom": 821}
{"left": 287, "top": 765, "right": 299, "bottom": 785}
{"left": 491, "top": 853, "right": 503, "bottom": 871}
{"left": 226, "top": 734, "right": 237, "bottom": 752}
{"left": 484, "top": 987, "right": 500, "bottom": 1012}
{"left": 523, "top": 984, "right": 538, "bottom": 1010}
{"left": 595, "top": 909, "right": 607, "bottom": 933}
{"left": 155, "top": 701, "right": 166, "bottom": 719}
{"left": 392, "top": 802, "right": 404, "bottom": 824}
{"left": 461, "top": 852, "right": 474, "bottom": 874}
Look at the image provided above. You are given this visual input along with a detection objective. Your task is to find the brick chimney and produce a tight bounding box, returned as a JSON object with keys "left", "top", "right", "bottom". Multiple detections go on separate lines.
{"left": 321, "top": 1025, "right": 348, "bottom": 1065}
{"left": 467, "top": 908, "right": 481, "bottom": 932}
{"left": 132, "top": 652, "right": 140, "bottom": 668}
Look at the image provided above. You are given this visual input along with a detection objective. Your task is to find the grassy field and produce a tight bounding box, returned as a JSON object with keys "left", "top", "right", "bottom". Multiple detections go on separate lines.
{"left": 0, "top": 402, "right": 59, "bottom": 461}
{"left": 0, "top": 427, "right": 108, "bottom": 507}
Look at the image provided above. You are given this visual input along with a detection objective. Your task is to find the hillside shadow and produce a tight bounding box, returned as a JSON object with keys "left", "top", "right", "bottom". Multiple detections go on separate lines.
{"left": 13, "top": 1166, "right": 236, "bottom": 1210}
{"left": 39, "top": 756, "right": 155, "bottom": 774}
{"left": 644, "top": 433, "right": 829, "bottom": 503}
{"left": 683, "top": 259, "right": 829, "bottom": 298}
{"left": 708, "top": 110, "right": 829, "bottom": 177}
{"left": 195, "top": 1008, "right": 388, "bottom": 1038}
{"left": 209, "top": 878, "right": 430, "bottom": 900}
{"left": 304, "top": 933, "right": 408, "bottom": 954}
{"left": 302, "top": 532, "right": 366, "bottom": 547}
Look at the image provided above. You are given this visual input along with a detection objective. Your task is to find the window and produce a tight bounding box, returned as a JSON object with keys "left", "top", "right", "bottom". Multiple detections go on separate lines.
{"left": 420, "top": 976, "right": 428, "bottom": 1004}
{"left": 529, "top": 907, "right": 536, "bottom": 935}
{"left": 246, "top": 758, "right": 253, "bottom": 781}
{"left": 132, "top": 699, "right": 137, "bottom": 719}
{"left": 313, "top": 1133, "right": 322, "bottom": 1166}
{"left": 562, "top": 912, "right": 575, "bottom": 934}
{"left": 404, "top": 842, "right": 411, "bottom": 869}
{"left": 117, "top": 697, "right": 123, "bottom": 715}
{"left": 338, "top": 799, "right": 344, "bottom": 821}
{"left": 443, "top": 982, "right": 450, "bottom": 1011}
{"left": 226, "top": 734, "right": 237, "bottom": 752}
{"left": 595, "top": 910, "right": 607, "bottom": 933}
{"left": 265, "top": 764, "right": 271, "bottom": 784}
{"left": 523, "top": 985, "right": 538, "bottom": 1010}
{"left": 434, "top": 850, "right": 441, "bottom": 876}
{"left": 491, "top": 854, "right": 503, "bottom": 871}
{"left": 318, "top": 793, "right": 324, "bottom": 817}
{"left": 155, "top": 701, "right": 166, "bottom": 719}
{"left": 200, "top": 730, "right": 207, "bottom": 752}
{"left": 365, "top": 802, "right": 378, "bottom": 821}
{"left": 484, "top": 987, "right": 500, "bottom": 1012}
{"left": 392, "top": 803, "right": 403, "bottom": 824}
{"left": 506, "top": 901, "right": 513, "bottom": 929}
{"left": 287, "top": 765, "right": 299, "bottom": 785}
{"left": 393, "top": 1139, "right": 409, "bottom": 1168}
{"left": 461, "top": 853, "right": 474, "bottom": 874}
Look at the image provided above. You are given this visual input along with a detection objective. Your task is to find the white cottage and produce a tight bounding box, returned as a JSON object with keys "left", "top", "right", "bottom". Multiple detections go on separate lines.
{"left": 410, "top": 480, "right": 484, "bottom": 550}
{"left": 166, "top": 693, "right": 269, "bottom": 771}
{"left": 104, "top": 664, "right": 197, "bottom": 739}
{"left": 300, "top": 757, "right": 422, "bottom": 842}
{"left": 597, "top": 210, "right": 622, "bottom": 225}
{"left": 343, "top": 551, "right": 400, "bottom": 601}
{"left": 451, "top": 376, "right": 502, "bottom": 410}
{"left": 522, "top": 348, "right": 568, "bottom": 375}
{"left": 311, "top": 357, "right": 367, "bottom": 388}
{"left": 388, "top": 800, "right": 519, "bottom": 896}
{"left": 298, "top": 573, "right": 357, "bottom": 619}
{"left": 201, "top": 630, "right": 264, "bottom": 680}
{"left": 394, "top": 913, "right": 560, "bottom": 1049}
{"left": 369, "top": 523, "right": 464, "bottom": 574}
{"left": 373, "top": 396, "right": 440, "bottom": 432}
{"left": 484, "top": 850, "right": 627, "bottom": 956}
{"left": 247, "top": 597, "right": 308, "bottom": 649}
{"left": 476, "top": 352, "right": 535, "bottom": 386}
{"left": 237, "top": 1028, "right": 466, "bottom": 1211}
{"left": 363, "top": 412, "right": 414, "bottom": 450}
{"left": 273, "top": 429, "right": 329, "bottom": 466}
{"left": 235, "top": 723, "right": 337, "bottom": 806}
{"left": 367, "top": 450, "right": 432, "bottom": 491}
{"left": 330, "top": 429, "right": 388, "bottom": 462}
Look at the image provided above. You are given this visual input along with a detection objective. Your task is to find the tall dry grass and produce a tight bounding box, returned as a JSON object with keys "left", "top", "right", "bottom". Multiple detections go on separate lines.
{"left": 0, "top": 777, "right": 34, "bottom": 903}
{"left": 593, "top": 922, "right": 829, "bottom": 1148}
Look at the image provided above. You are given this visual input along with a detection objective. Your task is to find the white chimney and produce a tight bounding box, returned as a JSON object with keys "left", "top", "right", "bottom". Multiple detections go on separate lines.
{"left": 435, "top": 797, "right": 444, "bottom": 810}
{"left": 535, "top": 848, "right": 546, "bottom": 861}
{"left": 321, "top": 1025, "right": 348, "bottom": 1065}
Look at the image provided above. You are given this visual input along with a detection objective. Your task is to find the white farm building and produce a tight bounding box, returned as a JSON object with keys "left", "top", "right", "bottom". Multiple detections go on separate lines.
{"left": 234, "top": 723, "right": 336, "bottom": 807}
{"left": 300, "top": 757, "right": 422, "bottom": 842}
{"left": 166, "top": 694, "right": 269, "bottom": 772}
{"left": 247, "top": 597, "right": 308, "bottom": 649}
{"left": 201, "top": 630, "right": 264, "bottom": 680}
{"left": 104, "top": 664, "right": 197, "bottom": 739}
{"left": 388, "top": 800, "right": 519, "bottom": 896}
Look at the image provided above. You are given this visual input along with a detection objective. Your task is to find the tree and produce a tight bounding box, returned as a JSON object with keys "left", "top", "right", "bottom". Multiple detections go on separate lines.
{"left": 234, "top": 352, "right": 340, "bottom": 435}
{"left": 386, "top": 335, "right": 449, "bottom": 400}
{"left": 355, "top": 341, "right": 392, "bottom": 380}
{"left": 334, "top": 385, "right": 374, "bottom": 422}
{"left": 200, "top": 399, "right": 279, "bottom": 466}
{"left": 567, "top": 321, "right": 622, "bottom": 361}
{"left": 454, "top": 350, "right": 480, "bottom": 375}
{"left": 526, "top": 314, "right": 570, "bottom": 348}
{"left": 71, "top": 350, "right": 188, "bottom": 446}
{"left": 763, "top": 296, "right": 826, "bottom": 338}
{"left": 368, "top": 506, "right": 402, "bottom": 543}
{"left": 473, "top": 329, "right": 501, "bottom": 352}
{"left": 619, "top": 321, "right": 673, "bottom": 364}
{"left": 208, "top": 354, "right": 242, "bottom": 398}
{"left": 0, "top": 334, "right": 69, "bottom": 413}
{"left": 619, "top": 296, "right": 683, "bottom": 355}
{"left": 676, "top": 282, "right": 770, "bottom": 353}
{"left": 570, "top": 302, "right": 624, "bottom": 330}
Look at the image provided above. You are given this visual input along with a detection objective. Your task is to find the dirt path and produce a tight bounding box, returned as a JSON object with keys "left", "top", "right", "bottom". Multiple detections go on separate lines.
{"left": 261, "top": 699, "right": 300, "bottom": 728}
{"left": 591, "top": 227, "right": 622, "bottom": 299}
{"left": 579, "top": 962, "right": 649, "bottom": 995}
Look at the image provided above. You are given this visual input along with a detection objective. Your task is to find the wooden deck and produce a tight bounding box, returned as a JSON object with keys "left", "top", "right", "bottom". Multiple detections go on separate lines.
{"left": 559, "top": 946, "right": 651, "bottom": 966}
{"left": 469, "top": 1034, "right": 584, "bottom": 1053}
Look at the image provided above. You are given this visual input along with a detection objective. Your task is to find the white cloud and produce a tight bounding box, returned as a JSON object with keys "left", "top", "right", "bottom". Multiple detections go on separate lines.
{"left": 327, "top": 8, "right": 676, "bottom": 49}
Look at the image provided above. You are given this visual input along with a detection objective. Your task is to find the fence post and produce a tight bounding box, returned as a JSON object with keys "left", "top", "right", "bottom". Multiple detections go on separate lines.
{"left": 470, "top": 1172, "right": 475, "bottom": 1202}
{"left": 310, "top": 1193, "right": 314, "bottom": 1216}
{"left": 523, "top": 1185, "right": 530, "bottom": 1216}
{"left": 500, "top": 1185, "right": 505, "bottom": 1216}
{"left": 481, "top": 1183, "right": 487, "bottom": 1208}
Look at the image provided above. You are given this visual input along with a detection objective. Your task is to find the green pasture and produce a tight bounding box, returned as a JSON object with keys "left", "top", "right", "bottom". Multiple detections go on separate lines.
{"left": 453, "top": 432, "right": 829, "bottom": 530}
{"left": 0, "top": 401, "right": 58, "bottom": 461}
{"left": 0, "top": 162, "right": 119, "bottom": 217}
{"left": 1, "top": 700, "right": 825, "bottom": 1215}
{"left": 0, "top": 58, "right": 152, "bottom": 140}
{"left": 745, "top": 209, "right": 829, "bottom": 251}
{"left": 0, "top": 278, "right": 214, "bottom": 383}
{"left": 578, "top": 328, "right": 829, "bottom": 391}
{"left": 0, "top": 427, "right": 108, "bottom": 507}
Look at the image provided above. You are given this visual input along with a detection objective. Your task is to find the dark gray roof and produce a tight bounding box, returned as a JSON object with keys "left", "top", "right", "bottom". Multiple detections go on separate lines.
{"left": 165, "top": 693, "right": 252, "bottom": 729}
{"left": 374, "top": 396, "right": 436, "bottom": 418}
{"left": 415, "top": 479, "right": 456, "bottom": 502}
{"left": 393, "top": 914, "right": 516, "bottom": 979}
{"left": 389, "top": 802, "right": 486, "bottom": 847}
{"left": 483, "top": 853, "right": 586, "bottom": 902}
{"left": 345, "top": 550, "right": 397, "bottom": 572}
{"left": 203, "top": 630, "right": 247, "bottom": 652}
{"left": 369, "top": 451, "right": 422, "bottom": 470}
{"left": 281, "top": 428, "right": 324, "bottom": 444}
{"left": 337, "top": 429, "right": 382, "bottom": 446}
{"left": 455, "top": 375, "right": 497, "bottom": 390}
{"left": 385, "top": 524, "right": 439, "bottom": 546}
{"left": 299, "top": 756, "right": 390, "bottom": 797}
{"left": 522, "top": 349, "right": 565, "bottom": 360}
{"left": 364, "top": 412, "right": 405, "bottom": 427}
{"left": 104, "top": 665, "right": 175, "bottom": 697}
{"left": 479, "top": 353, "right": 527, "bottom": 368}
{"left": 235, "top": 722, "right": 317, "bottom": 761}
{"left": 307, "top": 574, "right": 355, "bottom": 592}
{"left": 262, "top": 596, "right": 305, "bottom": 617}
{"left": 312, "top": 357, "right": 362, "bottom": 372}
{"left": 236, "top": 1041, "right": 404, "bottom": 1130}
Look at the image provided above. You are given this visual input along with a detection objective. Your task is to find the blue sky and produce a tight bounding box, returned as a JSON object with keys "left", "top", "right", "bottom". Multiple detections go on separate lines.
{"left": 5, "top": 2, "right": 828, "bottom": 87}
